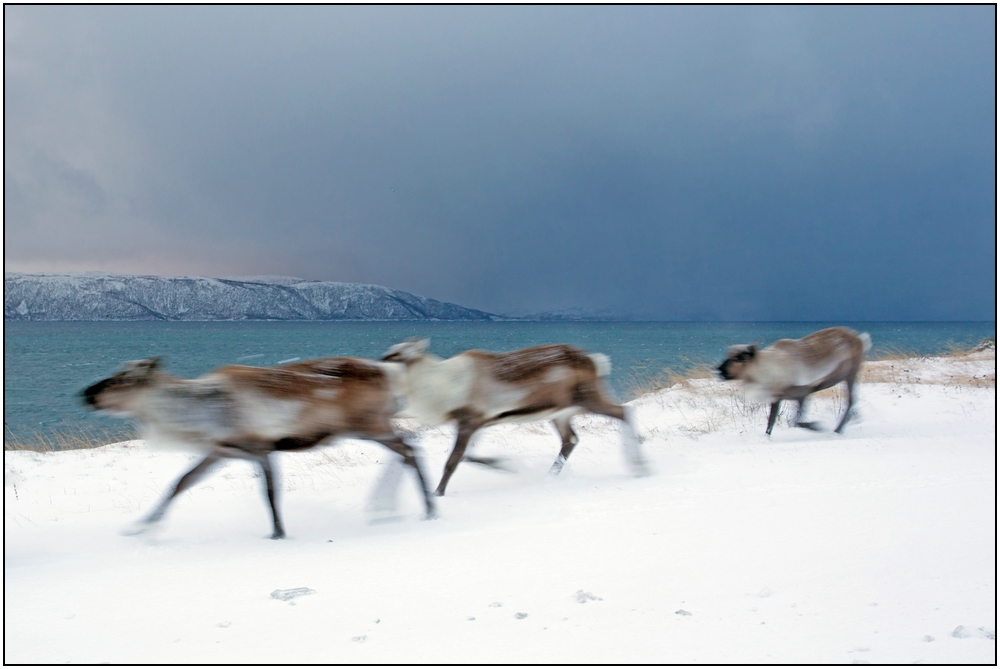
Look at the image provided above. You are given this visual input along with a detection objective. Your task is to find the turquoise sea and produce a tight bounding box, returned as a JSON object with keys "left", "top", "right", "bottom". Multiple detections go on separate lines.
{"left": 3, "top": 321, "right": 995, "bottom": 444}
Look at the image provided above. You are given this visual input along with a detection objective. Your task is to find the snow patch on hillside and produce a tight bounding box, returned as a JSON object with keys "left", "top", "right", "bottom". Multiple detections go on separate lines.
{"left": 4, "top": 272, "right": 497, "bottom": 321}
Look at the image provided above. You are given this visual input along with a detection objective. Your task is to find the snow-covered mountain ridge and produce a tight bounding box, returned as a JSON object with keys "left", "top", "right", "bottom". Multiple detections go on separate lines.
{"left": 4, "top": 273, "right": 497, "bottom": 321}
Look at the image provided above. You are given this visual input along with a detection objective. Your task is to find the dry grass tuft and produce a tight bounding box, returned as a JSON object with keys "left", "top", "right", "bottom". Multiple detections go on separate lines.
{"left": 867, "top": 338, "right": 995, "bottom": 363}
{"left": 682, "top": 381, "right": 774, "bottom": 435}
{"left": 622, "top": 358, "right": 717, "bottom": 400}
{"left": 866, "top": 346, "right": 923, "bottom": 362}
{"left": 647, "top": 379, "right": 850, "bottom": 437}
{"left": 859, "top": 364, "right": 995, "bottom": 388}
{"left": 4, "top": 425, "right": 138, "bottom": 452}
{"left": 861, "top": 339, "right": 995, "bottom": 388}
{"left": 943, "top": 337, "right": 995, "bottom": 356}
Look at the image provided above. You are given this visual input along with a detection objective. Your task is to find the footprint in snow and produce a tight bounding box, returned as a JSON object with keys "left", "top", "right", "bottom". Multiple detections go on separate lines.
{"left": 515, "top": 613, "right": 528, "bottom": 619}
{"left": 352, "top": 635, "right": 367, "bottom": 643}
{"left": 489, "top": 602, "right": 502, "bottom": 608}
{"left": 952, "top": 625, "right": 996, "bottom": 640}
{"left": 575, "top": 590, "right": 602, "bottom": 603}
{"left": 270, "top": 587, "right": 315, "bottom": 602}
{"left": 675, "top": 609, "right": 692, "bottom": 616}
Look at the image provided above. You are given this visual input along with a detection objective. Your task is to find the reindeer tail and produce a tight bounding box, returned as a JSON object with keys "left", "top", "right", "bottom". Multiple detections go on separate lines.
{"left": 859, "top": 332, "right": 872, "bottom": 353}
{"left": 588, "top": 353, "right": 612, "bottom": 377}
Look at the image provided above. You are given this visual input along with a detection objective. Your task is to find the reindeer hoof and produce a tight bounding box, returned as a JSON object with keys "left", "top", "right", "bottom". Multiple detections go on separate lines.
{"left": 466, "top": 456, "right": 516, "bottom": 472}
{"left": 270, "top": 531, "right": 286, "bottom": 540}
{"left": 796, "top": 421, "right": 821, "bottom": 431}
{"left": 632, "top": 462, "right": 651, "bottom": 477}
{"left": 433, "top": 489, "right": 446, "bottom": 498}
{"left": 119, "top": 521, "right": 156, "bottom": 537}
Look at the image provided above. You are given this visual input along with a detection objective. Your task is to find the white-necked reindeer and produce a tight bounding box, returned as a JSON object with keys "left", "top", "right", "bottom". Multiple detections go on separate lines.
{"left": 82, "top": 356, "right": 436, "bottom": 538}
{"left": 381, "top": 338, "right": 648, "bottom": 496}
{"left": 716, "top": 326, "right": 872, "bottom": 435}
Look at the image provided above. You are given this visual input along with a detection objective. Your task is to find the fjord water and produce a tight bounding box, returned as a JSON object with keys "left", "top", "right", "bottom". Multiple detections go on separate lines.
{"left": 4, "top": 321, "right": 995, "bottom": 443}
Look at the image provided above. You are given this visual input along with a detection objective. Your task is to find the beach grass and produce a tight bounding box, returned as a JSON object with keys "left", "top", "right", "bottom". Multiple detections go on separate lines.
{"left": 621, "top": 357, "right": 718, "bottom": 400}
{"left": 5, "top": 340, "right": 993, "bottom": 451}
{"left": 859, "top": 339, "right": 995, "bottom": 386}
{"left": 4, "top": 424, "right": 137, "bottom": 452}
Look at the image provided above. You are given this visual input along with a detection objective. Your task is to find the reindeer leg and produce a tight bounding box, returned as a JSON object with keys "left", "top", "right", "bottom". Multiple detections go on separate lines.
{"left": 375, "top": 435, "right": 437, "bottom": 519}
{"left": 578, "top": 394, "right": 649, "bottom": 477}
{"left": 793, "top": 397, "right": 821, "bottom": 431}
{"left": 436, "top": 417, "right": 482, "bottom": 497}
{"left": 618, "top": 406, "right": 649, "bottom": 476}
{"left": 463, "top": 455, "right": 512, "bottom": 471}
{"left": 765, "top": 401, "right": 781, "bottom": 436}
{"left": 255, "top": 454, "right": 285, "bottom": 539}
{"left": 136, "top": 453, "right": 222, "bottom": 529}
{"left": 368, "top": 452, "right": 406, "bottom": 514}
{"left": 834, "top": 376, "right": 856, "bottom": 434}
{"left": 549, "top": 417, "right": 579, "bottom": 475}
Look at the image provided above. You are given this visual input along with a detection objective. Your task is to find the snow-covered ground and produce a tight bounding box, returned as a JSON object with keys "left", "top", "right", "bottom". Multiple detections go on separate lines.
{"left": 5, "top": 352, "right": 995, "bottom": 663}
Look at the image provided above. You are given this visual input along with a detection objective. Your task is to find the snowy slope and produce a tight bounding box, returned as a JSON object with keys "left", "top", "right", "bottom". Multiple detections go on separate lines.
{"left": 3, "top": 272, "right": 496, "bottom": 321}
{"left": 4, "top": 353, "right": 995, "bottom": 663}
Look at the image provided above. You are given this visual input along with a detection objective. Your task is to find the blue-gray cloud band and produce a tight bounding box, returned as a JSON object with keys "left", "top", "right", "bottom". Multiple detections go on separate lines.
{"left": 4, "top": 6, "right": 995, "bottom": 319}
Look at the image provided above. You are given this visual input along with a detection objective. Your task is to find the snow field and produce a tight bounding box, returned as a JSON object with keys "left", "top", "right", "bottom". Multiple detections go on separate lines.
{"left": 4, "top": 354, "right": 995, "bottom": 663}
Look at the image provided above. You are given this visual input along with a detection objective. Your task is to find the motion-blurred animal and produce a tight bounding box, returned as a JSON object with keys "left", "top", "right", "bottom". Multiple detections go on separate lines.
{"left": 716, "top": 327, "right": 872, "bottom": 435}
{"left": 82, "top": 356, "right": 436, "bottom": 538}
{"left": 381, "top": 338, "right": 648, "bottom": 496}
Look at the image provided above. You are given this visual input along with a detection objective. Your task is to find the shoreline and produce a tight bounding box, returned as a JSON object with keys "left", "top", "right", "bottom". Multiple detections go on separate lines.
{"left": 5, "top": 344, "right": 995, "bottom": 452}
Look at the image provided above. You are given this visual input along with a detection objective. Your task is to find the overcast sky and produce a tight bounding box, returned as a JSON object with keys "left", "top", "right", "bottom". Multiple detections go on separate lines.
{"left": 4, "top": 6, "right": 996, "bottom": 319}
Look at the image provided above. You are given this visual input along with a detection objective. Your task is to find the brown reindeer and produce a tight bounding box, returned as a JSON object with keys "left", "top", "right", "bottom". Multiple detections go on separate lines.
{"left": 82, "top": 356, "right": 436, "bottom": 538}
{"left": 381, "top": 338, "right": 648, "bottom": 496}
{"left": 716, "top": 327, "right": 872, "bottom": 435}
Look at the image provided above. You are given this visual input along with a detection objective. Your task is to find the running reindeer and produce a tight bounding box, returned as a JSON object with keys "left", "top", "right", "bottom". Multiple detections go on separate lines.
{"left": 82, "top": 356, "right": 436, "bottom": 538}
{"left": 716, "top": 326, "right": 872, "bottom": 436}
{"left": 381, "top": 339, "right": 649, "bottom": 496}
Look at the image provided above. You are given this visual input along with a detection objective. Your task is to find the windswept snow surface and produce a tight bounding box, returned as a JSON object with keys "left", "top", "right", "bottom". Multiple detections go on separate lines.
{"left": 5, "top": 354, "right": 995, "bottom": 663}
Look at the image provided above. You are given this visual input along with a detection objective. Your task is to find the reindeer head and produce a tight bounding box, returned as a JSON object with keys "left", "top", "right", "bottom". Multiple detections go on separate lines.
{"left": 381, "top": 338, "right": 430, "bottom": 363}
{"left": 716, "top": 344, "right": 758, "bottom": 381}
{"left": 82, "top": 357, "right": 164, "bottom": 413}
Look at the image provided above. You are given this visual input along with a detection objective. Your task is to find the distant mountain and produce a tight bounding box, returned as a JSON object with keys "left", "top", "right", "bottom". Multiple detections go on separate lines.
{"left": 4, "top": 273, "right": 498, "bottom": 322}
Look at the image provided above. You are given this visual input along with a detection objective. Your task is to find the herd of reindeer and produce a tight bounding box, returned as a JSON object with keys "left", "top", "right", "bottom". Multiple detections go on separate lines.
{"left": 83, "top": 326, "right": 872, "bottom": 539}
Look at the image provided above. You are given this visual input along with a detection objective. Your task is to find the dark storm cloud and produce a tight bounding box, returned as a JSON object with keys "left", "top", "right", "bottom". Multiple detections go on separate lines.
{"left": 4, "top": 5, "right": 995, "bottom": 319}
